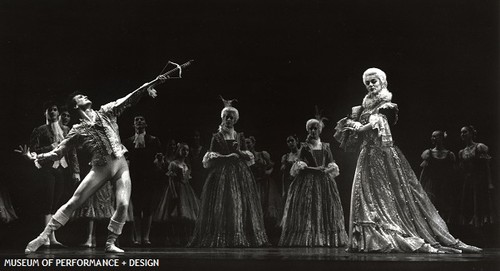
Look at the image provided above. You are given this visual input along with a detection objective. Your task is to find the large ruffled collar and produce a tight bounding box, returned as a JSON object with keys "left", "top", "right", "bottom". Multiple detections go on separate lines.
{"left": 362, "top": 88, "right": 393, "bottom": 110}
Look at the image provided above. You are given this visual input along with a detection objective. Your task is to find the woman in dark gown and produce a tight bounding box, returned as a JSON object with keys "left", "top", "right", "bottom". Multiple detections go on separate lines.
{"left": 188, "top": 98, "right": 269, "bottom": 247}
{"left": 458, "top": 125, "right": 495, "bottom": 227}
{"left": 337, "top": 67, "right": 481, "bottom": 253}
{"left": 155, "top": 143, "right": 200, "bottom": 246}
{"left": 419, "top": 130, "right": 457, "bottom": 223}
{"left": 279, "top": 117, "right": 347, "bottom": 247}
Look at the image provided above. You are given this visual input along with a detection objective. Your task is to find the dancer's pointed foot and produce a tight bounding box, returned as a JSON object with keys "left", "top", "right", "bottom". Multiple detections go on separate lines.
{"left": 105, "top": 243, "right": 124, "bottom": 253}
{"left": 436, "top": 246, "right": 462, "bottom": 254}
{"left": 25, "top": 235, "right": 49, "bottom": 254}
{"left": 105, "top": 231, "right": 124, "bottom": 253}
{"left": 454, "top": 240, "right": 482, "bottom": 253}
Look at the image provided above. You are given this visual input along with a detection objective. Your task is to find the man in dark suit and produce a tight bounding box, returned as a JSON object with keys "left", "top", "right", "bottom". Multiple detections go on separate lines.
{"left": 124, "top": 114, "right": 162, "bottom": 246}
{"left": 29, "top": 102, "right": 80, "bottom": 248}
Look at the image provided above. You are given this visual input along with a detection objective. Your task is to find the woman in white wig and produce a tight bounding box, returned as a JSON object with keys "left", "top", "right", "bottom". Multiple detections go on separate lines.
{"left": 279, "top": 110, "right": 347, "bottom": 247}
{"left": 338, "top": 67, "right": 481, "bottom": 253}
{"left": 188, "top": 97, "right": 270, "bottom": 247}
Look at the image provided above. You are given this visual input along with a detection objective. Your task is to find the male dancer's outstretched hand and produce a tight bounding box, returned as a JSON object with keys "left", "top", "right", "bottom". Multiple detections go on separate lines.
{"left": 14, "top": 144, "right": 36, "bottom": 160}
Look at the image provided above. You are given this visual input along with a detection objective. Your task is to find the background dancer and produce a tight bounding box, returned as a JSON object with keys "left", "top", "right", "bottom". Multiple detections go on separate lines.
{"left": 29, "top": 101, "right": 80, "bottom": 248}
{"left": 419, "top": 130, "right": 457, "bottom": 224}
{"left": 458, "top": 125, "right": 495, "bottom": 228}
{"left": 124, "top": 114, "right": 162, "bottom": 246}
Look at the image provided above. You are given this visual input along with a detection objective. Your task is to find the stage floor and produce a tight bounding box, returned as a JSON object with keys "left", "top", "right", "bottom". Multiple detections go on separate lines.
{"left": 1, "top": 247, "right": 500, "bottom": 271}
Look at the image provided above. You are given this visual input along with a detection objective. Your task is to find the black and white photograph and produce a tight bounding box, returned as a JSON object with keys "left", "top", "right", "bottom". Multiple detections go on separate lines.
{"left": 0, "top": 0, "right": 499, "bottom": 270}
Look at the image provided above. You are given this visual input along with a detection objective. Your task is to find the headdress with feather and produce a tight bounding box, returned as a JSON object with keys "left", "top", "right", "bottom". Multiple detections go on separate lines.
{"left": 219, "top": 95, "right": 240, "bottom": 121}
{"left": 306, "top": 105, "right": 328, "bottom": 132}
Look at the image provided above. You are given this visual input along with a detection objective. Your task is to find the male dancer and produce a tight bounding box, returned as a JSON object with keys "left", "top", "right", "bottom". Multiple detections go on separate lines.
{"left": 17, "top": 78, "right": 163, "bottom": 253}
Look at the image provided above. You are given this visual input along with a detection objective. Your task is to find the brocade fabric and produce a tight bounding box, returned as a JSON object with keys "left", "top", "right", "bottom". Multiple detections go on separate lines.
{"left": 73, "top": 181, "right": 115, "bottom": 219}
{"left": 52, "top": 89, "right": 147, "bottom": 166}
{"left": 348, "top": 101, "right": 462, "bottom": 252}
{"left": 189, "top": 132, "right": 270, "bottom": 247}
{"left": 279, "top": 142, "right": 347, "bottom": 247}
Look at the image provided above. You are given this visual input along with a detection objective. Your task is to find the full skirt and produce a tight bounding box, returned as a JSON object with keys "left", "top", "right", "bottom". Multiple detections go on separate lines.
{"left": 188, "top": 159, "right": 270, "bottom": 247}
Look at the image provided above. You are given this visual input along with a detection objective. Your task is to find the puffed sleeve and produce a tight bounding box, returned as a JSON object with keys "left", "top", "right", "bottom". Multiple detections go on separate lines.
{"left": 476, "top": 143, "right": 491, "bottom": 159}
{"left": 421, "top": 149, "right": 431, "bottom": 160}
{"left": 202, "top": 136, "right": 221, "bottom": 168}
{"left": 290, "top": 147, "right": 308, "bottom": 177}
{"left": 325, "top": 162, "right": 340, "bottom": 179}
{"left": 368, "top": 104, "right": 397, "bottom": 147}
{"left": 290, "top": 160, "right": 307, "bottom": 177}
{"left": 323, "top": 144, "right": 340, "bottom": 179}
{"left": 368, "top": 114, "right": 392, "bottom": 142}
{"left": 420, "top": 149, "right": 431, "bottom": 168}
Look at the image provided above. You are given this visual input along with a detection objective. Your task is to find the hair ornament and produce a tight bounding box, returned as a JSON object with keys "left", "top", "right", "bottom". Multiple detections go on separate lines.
{"left": 314, "top": 105, "right": 328, "bottom": 123}
{"left": 220, "top": 95, "right": 238, "bottom": 108}
{"left": 306, "top": 105, "right": 327, "bottom": 131}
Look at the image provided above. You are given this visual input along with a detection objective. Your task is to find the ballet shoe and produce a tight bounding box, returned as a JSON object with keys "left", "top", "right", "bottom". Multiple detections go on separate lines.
{"left": 436, "top": 247, "right": 462, "bottom": 254}
{"left": 143, "top": 239, "right": 152, "bottom": 246}
{"left": 454, "top": 240, "right": 482, "bottom": 253}
{"left": 105, "top": 243, "right": 125, "bottom": 253}
{"left": 25, "top": 235, "right": 50, "bottom": 254}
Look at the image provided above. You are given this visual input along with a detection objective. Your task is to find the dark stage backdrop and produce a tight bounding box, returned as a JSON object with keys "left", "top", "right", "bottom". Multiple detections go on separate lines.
{"left": 0, "top": 0, "right": 498, "bottom": 247}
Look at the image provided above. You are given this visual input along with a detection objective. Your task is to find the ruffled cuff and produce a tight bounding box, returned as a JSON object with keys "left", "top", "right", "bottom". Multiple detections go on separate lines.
{"left": 334, "top": 117, "right": 354, "bottom": 143}
{"left": 369, "top": 114, "right": 393, "bottom": 146}
{"left": 290, "top": 161, "right": 307, "bottom": 177}
{"left": 202, "top": 151, "right": 221, "bottom": 168}
{"left": 325, "top": 162, "right": 340, "bottom": 179}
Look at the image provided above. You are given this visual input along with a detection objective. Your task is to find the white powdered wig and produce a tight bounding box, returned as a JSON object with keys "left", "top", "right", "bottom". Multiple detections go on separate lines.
{"left": 362, "top": 67, "right": 388, "bottom": 88}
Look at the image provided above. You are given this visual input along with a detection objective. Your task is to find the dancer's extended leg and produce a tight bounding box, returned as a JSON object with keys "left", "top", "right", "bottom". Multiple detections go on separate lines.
{"left": 25, "top": 169, "right": 108, "bottom": 254}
